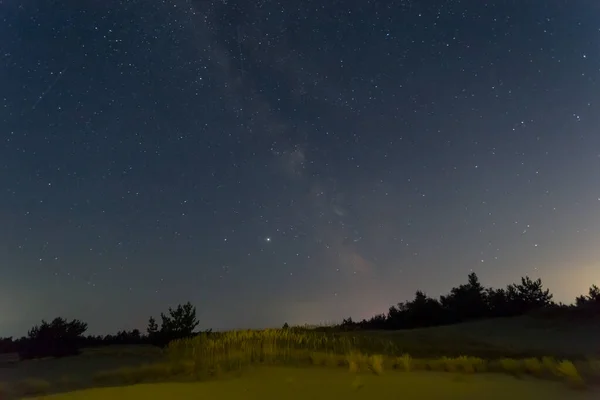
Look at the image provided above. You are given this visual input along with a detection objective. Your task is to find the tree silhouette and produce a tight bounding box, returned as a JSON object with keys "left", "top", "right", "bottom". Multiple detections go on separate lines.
{"left": 513, "top": 276, "right": 553, "bottom": 312}
{"left": 20, "top": 317, "right": 88, "bottom": 359}
{"left": 0, "top": 336, "right": 17, "bottom": 353}
{"left": 576, "top": 285, "right": 600, "bottom": 307}
{"left": 340, "top": 273, "right": 568, "bottom": 332}
{"left": 148, "top": 302, "right": 199, "bottom": 347}
{"left": 147, "top": 316, "right": 159, "bottom": 336}
{"left": 160, "top": 302, "right": 199, "bottom": 337}
{"left": 405, "top": 290, "right": 445, "bottom": 328}
{"left": 441, "top": 272, "right": 488, "bottom": 322}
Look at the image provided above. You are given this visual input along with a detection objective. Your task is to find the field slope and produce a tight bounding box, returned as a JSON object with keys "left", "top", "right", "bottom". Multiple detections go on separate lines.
{"left": 355, "top": 315, "right": 600, "bottom": 358}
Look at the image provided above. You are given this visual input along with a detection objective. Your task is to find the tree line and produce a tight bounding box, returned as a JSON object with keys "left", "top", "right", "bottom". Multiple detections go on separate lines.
{"left": 337, "top": 273, "right": 600, "bottom": 330}
{"left": 1, "top": 274, "right": 599, "bottom": 359}
{"left": 0, "top": 302, "right": 206, "bottom": 359}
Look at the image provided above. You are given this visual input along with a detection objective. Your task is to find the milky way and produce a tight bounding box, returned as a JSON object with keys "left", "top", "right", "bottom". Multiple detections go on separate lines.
{"left": 1, "top": 1, "right": 599, "bottom": 336}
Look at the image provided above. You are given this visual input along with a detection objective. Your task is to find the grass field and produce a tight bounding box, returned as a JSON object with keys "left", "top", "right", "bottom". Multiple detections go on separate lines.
{"left": 1, "top": 316, "right": 599, "bottom": 399}
{"left": 25, "top": 367, "right": 600, "bottom": 400}
{"left": 354, "top": 315, "right": 600, "bottom": 359}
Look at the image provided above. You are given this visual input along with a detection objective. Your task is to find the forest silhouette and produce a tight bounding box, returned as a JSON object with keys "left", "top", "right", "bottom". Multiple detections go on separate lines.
{"left": 1, "top": 273, "right": 598, "bottom": 360}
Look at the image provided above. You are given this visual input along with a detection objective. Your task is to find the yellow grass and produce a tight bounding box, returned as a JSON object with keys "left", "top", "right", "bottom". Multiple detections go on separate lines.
{"left": 5, "top": 328, "right": 600, "bottom": 398}
{"left": 556, "top": 360, "right": 586, "bottom": 389}
{"left": 26, "top": 367, "right": 600, "bottom": 400}
{"left": 91, "top": 329, "right": 593, "bottom": 390}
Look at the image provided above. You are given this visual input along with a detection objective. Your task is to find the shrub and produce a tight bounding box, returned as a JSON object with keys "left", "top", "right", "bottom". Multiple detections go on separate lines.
{"left": 556, "top": 360, "right": 585, "bottom": 389}
{"left": 442, "top": 356, "right": 458, "bottom": 372}
{"left": 426, "top": 358, "right": 445, "bottom": 371}
{"left": 541, "top": 356, "right": 559, "bottom": 376}
{"left": 346, "top": 352, "right": 369, "bottom": 373}
{"left": 393, "top": 354, "right": 412, "bottom": 371}
{"left": 523, "top": 357, "right": 544, "bottom": 376}
{"left": 456, "top": 356, "right": 487, "bottom": 373}
{"left": 499, "top": 358, "right": 523, "bottom": 376}
{"left": 369, "top": 354, "right": 384, "bottom": 375}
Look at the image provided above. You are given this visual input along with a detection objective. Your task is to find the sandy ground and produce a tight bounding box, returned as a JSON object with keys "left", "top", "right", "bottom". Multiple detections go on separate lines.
{"left": 26, "top": 367, "right": 600, "bottom": 400}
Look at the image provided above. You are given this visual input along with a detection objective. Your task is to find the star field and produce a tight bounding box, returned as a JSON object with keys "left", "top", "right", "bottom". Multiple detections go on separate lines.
{"left": 1, "top": 1, "right": 599, "bottom": 336}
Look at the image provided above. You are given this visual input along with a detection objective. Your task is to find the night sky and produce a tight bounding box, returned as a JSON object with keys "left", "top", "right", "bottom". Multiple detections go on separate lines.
{"left": 1, "top": 1, "right": 599, "bottom": 337}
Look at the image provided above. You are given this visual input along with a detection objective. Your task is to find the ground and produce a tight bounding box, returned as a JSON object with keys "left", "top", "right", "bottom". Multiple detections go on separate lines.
{"left": 27, "top": 367, "right": 600, "bottom": 400}
{"left": 351, "top": 315, "right": 600, "bottom": 358}
{"left": 2, "top": 316, "right": 599, "bottom": 398}
{"left": 0, "top": 345, "right": 161, "bottom": 386}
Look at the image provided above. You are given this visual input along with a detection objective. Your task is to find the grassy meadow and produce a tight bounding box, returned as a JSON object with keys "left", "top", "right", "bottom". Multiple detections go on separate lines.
{"left": 2, "top": 316, "right": 600, "bottom": 399}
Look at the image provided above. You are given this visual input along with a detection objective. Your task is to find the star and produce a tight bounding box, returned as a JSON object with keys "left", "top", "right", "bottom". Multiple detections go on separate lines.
{"left": 0, "top": 0, "right": 597, "bottom": 339}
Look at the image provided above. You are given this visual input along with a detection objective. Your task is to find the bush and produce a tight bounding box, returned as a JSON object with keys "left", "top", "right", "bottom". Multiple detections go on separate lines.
{"left": 455, "top": 356, "right": 487, "bottom": 373}
{"left": 498, "top": 358, "right": 523, "bottom": 376}
{"left": 523, "top": 357, "right": 544, "bottom": 376}
{"left": 556, "top": 360, "right": 585, "bottom": 389}
{"left": 369, "top": 354, "right": 384, "bottom": 375}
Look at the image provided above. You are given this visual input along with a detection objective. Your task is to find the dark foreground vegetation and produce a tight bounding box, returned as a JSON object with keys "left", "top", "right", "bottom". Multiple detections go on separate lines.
{"left": 0, "top": 273, "right": 598, "bottom": 361}
{"left": 0, "top": 302, "right": 207, "bottom": 359}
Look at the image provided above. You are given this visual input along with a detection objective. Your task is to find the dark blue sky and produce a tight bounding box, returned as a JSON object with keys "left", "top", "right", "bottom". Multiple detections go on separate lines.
{"left": 1, "top": 1, "right": 599, "bottom": 337}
